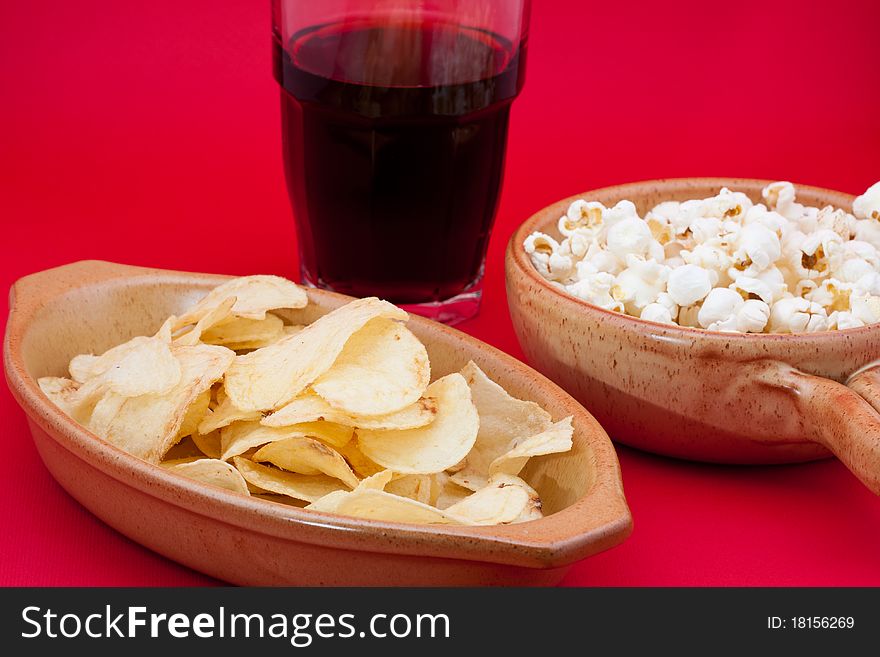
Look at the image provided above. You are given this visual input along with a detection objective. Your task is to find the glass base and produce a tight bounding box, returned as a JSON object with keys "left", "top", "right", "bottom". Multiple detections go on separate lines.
{"left": 300, "top": 268, "right": 483, "bottom": 326}
{"left": 397, "top": 287, "right": 482, "bottom": 325}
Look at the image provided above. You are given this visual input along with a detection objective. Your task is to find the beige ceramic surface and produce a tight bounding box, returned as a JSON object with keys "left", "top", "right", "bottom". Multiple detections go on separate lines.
{"left": 4, "top": 260, "right": 632, "bottom": 586}
{"left": 507, "top": 178, "right": 880, "bottom": 495}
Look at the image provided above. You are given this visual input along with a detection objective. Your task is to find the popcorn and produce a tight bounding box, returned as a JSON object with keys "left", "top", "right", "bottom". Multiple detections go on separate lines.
{"left": 655, "top": 292, "right": 680, "bottom": 318}
{"left": 606, "top": 216, "right": 653, "bottom": 259}
{"left": 732, "top": 223, "right": 781, "bottom": 274}
{"left": 565, "top": 272, "right": 623, "bottom": 312}
{"left": 729, "top": 277, "right": 774, "bottom": 304}
{"left": 560, "top": 200, "right": 604, "bottom": 237}
{"left": 698, "top": 288, "right": 743, "bottom": 328}
{"left": 547, "top": 252, "right": 575, "bottom": 281}
{"left": 853, "top": 271, "right": 880, "bottom": 296}
{"left": 611, "top": 255, "right": 671, "bottom": 315}
{"left": 526, "top": 180, "right": 880, "bottom": 333}
{"left": 650, "top": 201, "right": 681, "bottom": 221}
{"left": 768, "top": 297, "right": 828, "bottom": 333}
{"left": 794, "top": 279, "right": 818, "bottom": 297}
{"left": 706, "top": 315, "right": 739, "bottom": 332}
{"left": 744, "top": 205, "right": 789, "bottom": 240}
{"left": 703, "top": 188, "right": 753, "bottom": 220}
{"left": 667, "top": 264, "right": 714, "bottom": 306}
{"left": 854, "top": 220, "right": 880, "bottom": 251}
{"left": 736, "top": 299, "right": 771, "bottom": 333}
{"left": 816, "top": 205, "right": 856, "bottom": 240}
{"left": 604, "top": 200, "right": 639, "bottom": 226}
{"left": 640, "top": 303, "right": 675, "bottom": 325}
{"left": 646, "top": 213, "right": 675, "bottom": 245}
{"left": 751, "top": 266, "right": 788, "bottom": 302}
{"left": 681, "top": 244, "right": 733, "bottom": 285}
{"left": 850, "top": 292, "right": 880, "bottom": 324}
{"left": 829, "top": 311, "right": 865, "bottom": 330}
{"left": 829, "top": 240, "right": 880, "bottom": 274}
{"left": 689, "top": 217, "right": 723, "bottom": 244}
{"left": 836, "top": 258, "right": 874, "bottom": 283}
{"left": 524, "top": 232, "right": 559, "bottom": 278}
{"left": 806, "top": 279, "right": 851, "bottom": 312}
{"left": 853, "top": 181, "right": 880, "bottom": 221}
{"left": 583, "top": 244, "right": 624, "bottom": 276}
{"left": 560, "top": 232, "right": 591, "bottom": 259}
{"left": 762, "top": 181, "right": 804, "bottom": 220}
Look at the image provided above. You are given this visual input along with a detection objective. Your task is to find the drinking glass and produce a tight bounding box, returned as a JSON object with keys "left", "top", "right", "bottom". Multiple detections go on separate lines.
{"left": 272, "top": 0, "right": 530, "bottom": 323}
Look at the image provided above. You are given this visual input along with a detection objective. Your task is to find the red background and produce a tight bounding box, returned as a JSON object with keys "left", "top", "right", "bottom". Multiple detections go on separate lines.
{"left": 2, "top": 0, "right": 879, "bottom": 586}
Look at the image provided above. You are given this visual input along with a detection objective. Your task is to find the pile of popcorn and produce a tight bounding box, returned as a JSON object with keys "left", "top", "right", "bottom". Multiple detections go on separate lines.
{"left": 525, "top": 181, "right": 880, "bottom": 332}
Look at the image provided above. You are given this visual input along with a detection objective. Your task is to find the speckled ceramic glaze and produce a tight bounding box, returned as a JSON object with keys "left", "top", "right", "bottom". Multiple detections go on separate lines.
{"left": 4, "top": 261, "right": 631, "bottom": 586}
{"left": 507, "top": 178, "right": 880, "bottom": 494}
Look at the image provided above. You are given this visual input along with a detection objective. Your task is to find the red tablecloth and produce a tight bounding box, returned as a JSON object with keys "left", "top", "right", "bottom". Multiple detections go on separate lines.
{"left": 2, "top": 0, "right": 879, "bottom": 586}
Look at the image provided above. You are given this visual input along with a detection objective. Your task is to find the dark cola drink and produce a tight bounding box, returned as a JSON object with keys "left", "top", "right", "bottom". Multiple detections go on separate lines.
{"left": 274, "top": 18, "right": 526, "bottom": 314}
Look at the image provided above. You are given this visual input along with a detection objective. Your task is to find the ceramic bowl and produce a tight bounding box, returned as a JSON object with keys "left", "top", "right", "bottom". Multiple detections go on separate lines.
{"left": 4, "top": 260, "right": 632, "bottom": 586}
{"left": 506, "top": 178, "right": 880, "bottom": 494}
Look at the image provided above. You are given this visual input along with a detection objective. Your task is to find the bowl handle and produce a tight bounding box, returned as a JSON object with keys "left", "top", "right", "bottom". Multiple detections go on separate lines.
{"left": 751, "top": 361, "right": 880, "bottom": 494}
{"left": 6, "top": 260, "right": 228, "bottom": 338}
{"left": 9, "top": 260, "right": 166, "bottom": 310}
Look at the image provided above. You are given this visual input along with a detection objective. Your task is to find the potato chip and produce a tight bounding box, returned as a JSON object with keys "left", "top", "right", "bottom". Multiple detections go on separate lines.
{"left": 304, "top": 490, "right": 350, "bottom": 513}
{"left": 38, "top": 377, "right": 92, "bottom": 422}
{"left": 197, "top": 394, "right": 262, "bottom": 434}
{"left": 200, "top": 313, "right": 284, "bottom": 347}
{"left": 68, "top": 316, "right": 176, "bottom": 384}
{"left": 253, "top": 437, "right": 359, "bottom": 488}
{"left": 191, "top": 429, "right": 222, "bottom": 459}
{"left": 356, "top": 469, "right": 394, "bottom": 491}
{"left": 176, "top": 275, "right": 308, "bottom": 325}
{"left": 176, "top": 389, "right": 211, "bottom": 439}
{"left": 262, "top": 393, "right": 437, "bottom": 431}
{"left": 99, "top": 344, "right": 234, "bottom": 462}
{"left": 219, "top": 421, "right": 353, "bottom": 461}
{"left": 174, "top": 297, "right": 236, "bottom": 346}
{"left": 356, "top": 373, "right": 479, "bottom": 474}
{"left": 337, "top": 439, "right": 384, "bottom": 478}
{"left": 41, "top": 377, "right": 123, "bottom": 430}
{"left": 221, "top": 423, "right": 295, "bottom": 461}
{"left": 312, "top": 318, "right": 430, "bottom": 416}
{"left": 222, "top": 325, "right": 306, "bottom": 351}
{"left": 455, "top": 361, "right": 552, "bottom": 477}
{"left": 488, "top": 416, "right": 574, "bottom": 477}
{"left": 385, "top": 474, "right": 432, "bottom": 504}
{"left": 224, "top": 297, "right": 407, "bottom": 412}
{"left": 163, "top": 458, "right": 250, "bottom": 495}
{"left": 87, "top": 392, "right": 127, "bottom": 437}
{"left": 448, "top": 471, "right": 487, "bottom": 493}
{"left": 304, "top": 470, "right": 394, "bottom": 512}
{"left": 433, "top": 475, "right": 472, "bottom": 510}
{"left": 290, "top": 421, "right": 355, "bottom": 449}
{"left": 68, "top": 332, "right": 182, "bottom": 399}
{"left": 323, "top": 489, "right": 468, "bottom": 525}
{"left": 154, "top": 315, "right": 176, "bottom": 343}
{"left": 233, "top": 457, "right": 346, "bottom": 503}
{"left": 444, "top": 474, "right": 542, "bottom": 524}
{"left": 68, "top": 355, "right": 99, "bottom": 384}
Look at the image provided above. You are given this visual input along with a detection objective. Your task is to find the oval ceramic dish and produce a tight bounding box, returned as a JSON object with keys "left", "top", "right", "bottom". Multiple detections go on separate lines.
{"left": 4, "top": 260, "right": 632, "bottom": 586}
{"left": 506, "top": 178, "right": 880, "bottom": 495}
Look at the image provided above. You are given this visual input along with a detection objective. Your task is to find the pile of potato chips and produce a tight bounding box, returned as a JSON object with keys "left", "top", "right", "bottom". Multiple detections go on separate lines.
{"left": 38, "top": 275, "right": 574, "bottom": 526}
